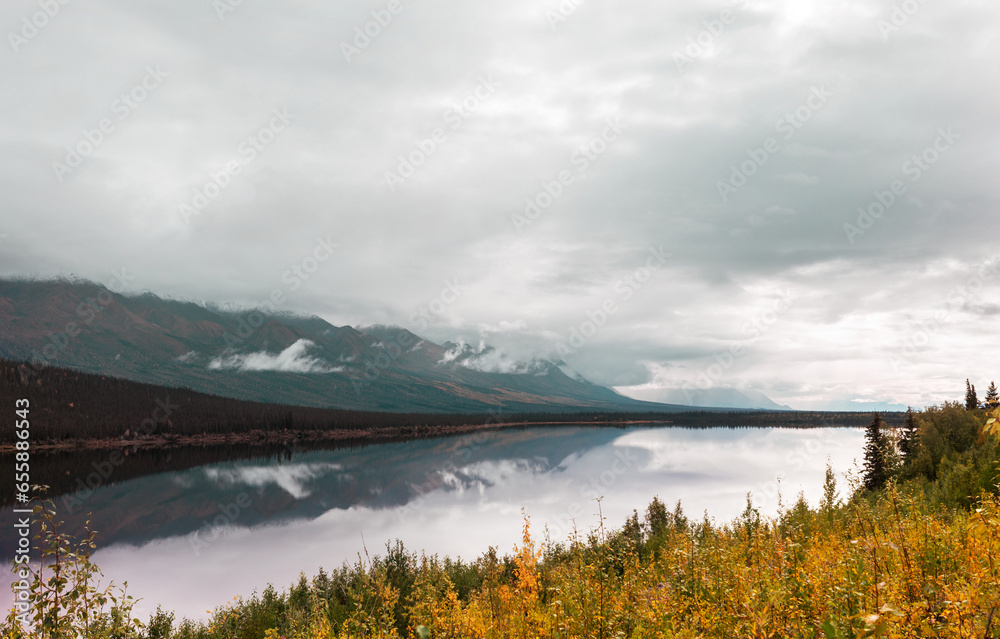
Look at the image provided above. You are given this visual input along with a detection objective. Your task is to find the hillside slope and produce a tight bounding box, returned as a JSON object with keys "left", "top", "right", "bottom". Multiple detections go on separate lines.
{"left": 0, "top": 278, "right": 685, "bottom": 413}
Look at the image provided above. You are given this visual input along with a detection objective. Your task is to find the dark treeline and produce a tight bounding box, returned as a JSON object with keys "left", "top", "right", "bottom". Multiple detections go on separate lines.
{"left": 1, "top": 358, "right": 897, "bottom": 444}
{"left": 0, "top": 440, "right": 312, "bottom": 508}
{"left": 603, "top": 410, "right": 904, "bottom": 428}
{"left": 1, "top": 359, "right": 519, "bottom": 443}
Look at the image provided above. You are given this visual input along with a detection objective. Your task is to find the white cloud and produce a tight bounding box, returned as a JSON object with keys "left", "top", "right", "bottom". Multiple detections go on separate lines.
{"left": 477, "top": 320, "right": 529, "bottom": 334}
{"left": 208, "top": 339, "right": 343, "bottom": 374}
{"left": 439, "top": 340, "right": 546, "bottom": 375}
{"left": 204, "top": 463, "right": 344, "bottom": 499}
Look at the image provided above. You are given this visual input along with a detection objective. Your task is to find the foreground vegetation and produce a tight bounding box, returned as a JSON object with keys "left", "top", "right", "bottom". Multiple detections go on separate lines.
{"left": 5, "top": 400, "right": 999, "bottom": 638}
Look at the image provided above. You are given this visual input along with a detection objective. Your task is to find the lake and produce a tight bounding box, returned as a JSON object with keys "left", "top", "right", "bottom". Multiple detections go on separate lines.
{"left": 1, "top": 425, "right": 865, "bottom": 621}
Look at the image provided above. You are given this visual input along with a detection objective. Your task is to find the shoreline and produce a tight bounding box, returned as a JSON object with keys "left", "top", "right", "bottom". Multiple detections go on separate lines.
{"left": 0, "top": 419, "right": 669, "bottom": 454}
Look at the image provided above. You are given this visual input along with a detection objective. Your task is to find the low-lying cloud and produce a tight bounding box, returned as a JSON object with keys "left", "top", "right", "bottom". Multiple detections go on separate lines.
{"left": 208, "top": 339, "right": 343, "bottom": 374}
{"left": 204, "top": 462, "right": 344, "bottom": 500}
{"left": 440, "top": 340, "right": 547, "bottom": 375}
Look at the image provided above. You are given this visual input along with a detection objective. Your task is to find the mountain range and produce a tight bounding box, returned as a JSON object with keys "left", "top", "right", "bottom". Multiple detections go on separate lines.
{"left": 0, "top": 278, "right": 792, "bottom": 413}
{"left": 0, "top": 278, "right": 701, "bottom": 413}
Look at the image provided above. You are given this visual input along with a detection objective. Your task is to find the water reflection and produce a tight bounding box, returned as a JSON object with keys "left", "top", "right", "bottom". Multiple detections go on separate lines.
{"left": 1, "top": 425, "right": 863, "bottom": 622}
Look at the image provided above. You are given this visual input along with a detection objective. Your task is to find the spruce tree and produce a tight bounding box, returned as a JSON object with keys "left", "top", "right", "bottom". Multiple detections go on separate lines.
{"left": 899, "top": 407, "right": 919, "bottom": 465}
{"left": 965, "top": 379, "right": 979, "bottom": 410}
{"left": 985, "top": 381, "right": 999, "bottom": 408}
{"left": 644, "top": 496, "right": 669, "bottom": 537}
{"left": 862, "top": 413, "right": 888, "bottom": 491}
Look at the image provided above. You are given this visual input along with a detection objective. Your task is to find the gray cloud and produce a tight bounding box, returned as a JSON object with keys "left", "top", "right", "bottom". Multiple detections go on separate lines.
{"left": 2, "top": 0, "right": 999, "bottom": 409}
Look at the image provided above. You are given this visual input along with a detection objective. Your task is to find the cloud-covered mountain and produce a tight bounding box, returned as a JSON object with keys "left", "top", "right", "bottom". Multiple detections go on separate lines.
{"left": 438, "top": 339, "right": 554, "bottom": 375}
{"left": 0, "top": 278, "right": 694, "bottom": 414}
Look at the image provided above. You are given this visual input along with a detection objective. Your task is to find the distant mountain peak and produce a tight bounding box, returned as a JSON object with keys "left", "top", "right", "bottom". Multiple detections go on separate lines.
{"left": 616, "top": 385, "right": 792, "bottom": 411}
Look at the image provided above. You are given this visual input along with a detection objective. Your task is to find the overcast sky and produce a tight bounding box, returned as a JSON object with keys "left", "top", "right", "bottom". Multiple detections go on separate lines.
{"left": 2, "top": 0, "right": 998, "bottom": 411}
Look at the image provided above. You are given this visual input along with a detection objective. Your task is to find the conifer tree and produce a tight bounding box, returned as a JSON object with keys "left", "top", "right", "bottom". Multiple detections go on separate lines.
{"left": 899, "top": 407, "right": 919, "bottom": 465}
{"left": 985, "top": 380, "right": 999, "bottom": 408}
{"left": 965, "top": 379, "right": 979, "bottom": 410}
{"left": 862, "top": 413, "right": 888, "bottom": 491}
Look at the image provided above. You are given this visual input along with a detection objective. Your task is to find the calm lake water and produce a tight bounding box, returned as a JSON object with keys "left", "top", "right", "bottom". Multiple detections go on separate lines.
{"left": 1, "top": 425, "right": 864, "bottom": 621}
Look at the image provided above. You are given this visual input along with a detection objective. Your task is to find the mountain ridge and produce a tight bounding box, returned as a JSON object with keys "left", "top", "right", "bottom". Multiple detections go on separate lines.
{"left": 0, "top": 277, "right": 694, "bottom": 414}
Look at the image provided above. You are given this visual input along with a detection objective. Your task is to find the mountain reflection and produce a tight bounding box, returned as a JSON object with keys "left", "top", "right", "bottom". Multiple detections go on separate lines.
{"left": 1, "top": 426, "right": 629, "bottom": 556}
